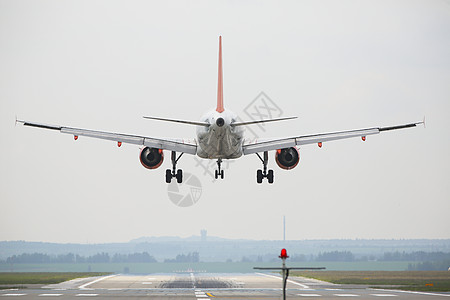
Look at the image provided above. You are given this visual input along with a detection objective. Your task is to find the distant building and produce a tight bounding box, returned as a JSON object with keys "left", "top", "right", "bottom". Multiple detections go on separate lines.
{"left": 201, "top": 230, "right": 207, "bottom": 242}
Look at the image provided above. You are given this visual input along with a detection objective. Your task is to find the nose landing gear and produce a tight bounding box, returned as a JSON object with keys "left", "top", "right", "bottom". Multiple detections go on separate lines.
{"left": 215, "top": 158, "right": 224, "bottom": 179}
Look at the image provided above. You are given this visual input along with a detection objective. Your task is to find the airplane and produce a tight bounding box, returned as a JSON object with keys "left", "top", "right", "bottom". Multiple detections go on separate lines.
{"left": 17, "top": 36, "right": 424, "bottom": 184}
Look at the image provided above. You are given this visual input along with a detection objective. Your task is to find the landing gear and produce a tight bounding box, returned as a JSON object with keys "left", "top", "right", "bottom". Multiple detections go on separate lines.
{"left": 215, "top": 158, "right": 224, "bottom": 179}
{"left": 166, "top": 151, "right": 184, "bottom": 183}
{"left": 256, "top": 151, "right": 274, "bottom": 184}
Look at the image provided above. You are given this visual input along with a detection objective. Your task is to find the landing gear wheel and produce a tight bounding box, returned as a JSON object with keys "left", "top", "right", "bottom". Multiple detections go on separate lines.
{"left": 176, "top": 169, "right": 183, "bottom": 183}
{"left": 165, "top": 151, "right": 184, "bottom": 183}
{"left": 215, "top": 170, "right": 218, "bottom": 179}
{"left": 165, "top": 169, "right": 172, "bottom": 183}
{"left": 267, "top": 169, "right": 274, "bottom": 184}
{"left": 257, "top": 169, "right": 263, "bottom": 184}
{"left": 256, "top": 151, "right": 274, "bottom": 184}
{"left": 220, "top": 170, "right": 224, "bottom": 179}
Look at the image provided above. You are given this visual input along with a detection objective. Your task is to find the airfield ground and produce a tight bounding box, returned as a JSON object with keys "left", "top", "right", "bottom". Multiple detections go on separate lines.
{"left": 1, "top": 271, "right": 450, "bottom": 299}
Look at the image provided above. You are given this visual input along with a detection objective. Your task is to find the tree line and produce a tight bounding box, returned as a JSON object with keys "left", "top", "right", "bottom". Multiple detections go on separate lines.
{"left": 2, "top": 252, "right": 157, "bottom": 264}
{"left": 408, "top": 260, "right": 450, "bottom": 271}
{"left": 163, "top": 252, "right": 199, "bottom": 263}
{"left": 239, "top": 251, "right": 450, "bottom": 265}
{"left": 315, "top": 251, "right": 450, "bottom": 262}
{"left": 381, "top": 251, "right": 450, "bottom": 261}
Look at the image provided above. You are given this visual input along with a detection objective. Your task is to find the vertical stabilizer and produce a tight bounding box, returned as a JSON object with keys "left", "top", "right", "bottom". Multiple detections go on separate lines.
{"left": 216, "top": 36, "right": 224, "bottom": 113}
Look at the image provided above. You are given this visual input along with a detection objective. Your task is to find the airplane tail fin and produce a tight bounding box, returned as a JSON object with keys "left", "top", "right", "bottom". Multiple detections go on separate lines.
{"left": 216, "top": 36, "right": 224, "bottom": 113}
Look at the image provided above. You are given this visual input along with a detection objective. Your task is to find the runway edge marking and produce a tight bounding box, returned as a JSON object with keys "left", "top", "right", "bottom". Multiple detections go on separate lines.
{"left": 78, "top": 274, "right": 117, "bottom": 290}
{"left": 371, "top": 288, "right": 450, "bottom": 297}
{"left": 255, "top": 272, "right": 310, "bottom": 289}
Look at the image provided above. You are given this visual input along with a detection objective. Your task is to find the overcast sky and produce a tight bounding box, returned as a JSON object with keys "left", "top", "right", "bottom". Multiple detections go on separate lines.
{"left": 1, "top": 0, "right": 449, "bottom": 243}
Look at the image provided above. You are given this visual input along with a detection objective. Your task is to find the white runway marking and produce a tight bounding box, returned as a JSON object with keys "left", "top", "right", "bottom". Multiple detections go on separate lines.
{"left": 78, "top": 274, "right": 117, "bottom": 289}
{"left": 38, "top": 294, "right": 63, "bottom": 297}
{"left": 297, "top": 294, "right": 321, "bottom": 297}
{"left": 335, "top": 294, "right": 359, "bottom": 297}
{"left": 1, "top": 294, "right": 26, "bottom": 297}
{"left": 75, "top": 294, "right": 98, "bottom": 297}
{"left": 370, "top": 295, "right": 398, "bottom": 297}
{"left": 255, "top": 272, "right": 310, "bottom": 289}
{"left": 325, "top": 288, "right": 342, "bottom": 291}
{"left": 142, "top": 282, "right": 152, "bottom": 284}
{"left": 373, "top": 288, "right": 450, "bottom": 297}
{"left": 195, "top": 290, "right": 209, "bottom": 298}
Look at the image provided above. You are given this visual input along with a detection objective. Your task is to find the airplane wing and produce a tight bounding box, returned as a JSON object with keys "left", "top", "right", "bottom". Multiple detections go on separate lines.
{"left": 17, "top": 120, "right": 197, "bottom": 155}
{"left": 242, "top": 121, "right": 424, "bottom": 155}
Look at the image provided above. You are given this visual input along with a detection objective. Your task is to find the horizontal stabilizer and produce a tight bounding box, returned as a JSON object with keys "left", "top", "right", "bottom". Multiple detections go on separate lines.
{"left": 233, "top": 116, "right": 297, "bottom": 126}
{"left": 143, "top": 116, "right": 209, "bottom": 126}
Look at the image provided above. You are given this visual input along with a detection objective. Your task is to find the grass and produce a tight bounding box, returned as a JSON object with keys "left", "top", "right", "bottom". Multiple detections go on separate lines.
{"left": 0, "top": 272, "right": 111, "bottom": 285}
{"left": 291, "top": 271, "right": 450, "bottom": 292}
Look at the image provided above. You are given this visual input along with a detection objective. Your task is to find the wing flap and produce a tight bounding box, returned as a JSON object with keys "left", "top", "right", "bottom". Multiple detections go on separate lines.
{"left": 62, "top": 127, "right": 145, "bottom": 145}
{"left": 295, "top": 128, "right": 380, "bottom": 146}
{"left": 143, "top": 138, "right": 196, "bottom": 154}
{"left": 243, "top": 138, "right": 296, "bottom": 155}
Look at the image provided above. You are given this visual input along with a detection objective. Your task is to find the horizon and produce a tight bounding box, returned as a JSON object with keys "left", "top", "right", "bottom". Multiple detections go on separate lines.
{"left": 2, "top": 236, "right": 450, "bottom": 245}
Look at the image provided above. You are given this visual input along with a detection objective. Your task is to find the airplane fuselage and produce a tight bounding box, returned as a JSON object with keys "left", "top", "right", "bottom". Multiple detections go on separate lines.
{"left": 196, "top": 109, "right": 244, "bottom": 159}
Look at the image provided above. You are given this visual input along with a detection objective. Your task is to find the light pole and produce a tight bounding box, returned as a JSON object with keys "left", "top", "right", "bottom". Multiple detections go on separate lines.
{"left": 254, "top": 248, "right": 325, "bottom": 300}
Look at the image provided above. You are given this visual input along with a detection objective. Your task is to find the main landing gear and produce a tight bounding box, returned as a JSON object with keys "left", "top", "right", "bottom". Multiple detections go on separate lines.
{"left": 166, "top": 151, "right": 184, "bottom": 183}
{"left": 215, "top": 158, "right": 224, "bottom": 179}
{"left": 256, "top": 151, "right": 274, "bottom": 184}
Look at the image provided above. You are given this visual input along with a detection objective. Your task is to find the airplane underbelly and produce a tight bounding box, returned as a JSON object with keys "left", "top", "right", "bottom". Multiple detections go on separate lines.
{"left": 197, "top": 130, "right": 243, "bottom": 159}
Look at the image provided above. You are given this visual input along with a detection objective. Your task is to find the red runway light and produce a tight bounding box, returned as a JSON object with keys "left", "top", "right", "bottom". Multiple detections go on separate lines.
{"left": 74, "top": 135, "right": 78, "bottom": 140}
{"left": 279, "top": 248, "right": 289, "bottom": 259}
{"left": 318, "top": 142, "right": 322, "bottom": 148}
{"left": 362, "top": 136, "right": 366, "bottom": 141}
{"left": 117, "top": 141, "right": 122, "bottom": 147}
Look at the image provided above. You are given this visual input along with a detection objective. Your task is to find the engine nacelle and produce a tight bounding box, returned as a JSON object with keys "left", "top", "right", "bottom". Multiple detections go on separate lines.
{"left": 275, "top": 147, "right": 300, "bottom": 170}
{"left": 140, "top": 147, "right": 164, "bottom": 169}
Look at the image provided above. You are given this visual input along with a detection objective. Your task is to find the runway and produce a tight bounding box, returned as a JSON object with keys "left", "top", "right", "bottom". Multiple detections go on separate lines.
{"left": 2, "top": 273, "right": 450, "bottom": 299}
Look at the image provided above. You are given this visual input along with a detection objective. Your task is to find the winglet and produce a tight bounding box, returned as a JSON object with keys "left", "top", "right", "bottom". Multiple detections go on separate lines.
{"left": 216, "top": 36, "right": 224, "bottom": 113}
{"left": 422, "top": 116, "right": 426, "bottom": 128}
{"left": 15, "top": 116, "right": 25, "bottom": 127}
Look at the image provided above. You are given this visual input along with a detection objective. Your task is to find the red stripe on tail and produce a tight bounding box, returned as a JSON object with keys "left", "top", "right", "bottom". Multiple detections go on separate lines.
{"left": 216, "top": 36, "right": 224, "bottom": 113}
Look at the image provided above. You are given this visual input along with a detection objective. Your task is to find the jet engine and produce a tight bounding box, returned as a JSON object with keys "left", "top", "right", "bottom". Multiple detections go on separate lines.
{"left": 275, "top": 147, "right": 300, "bottom": 170}
{"left": 140, "top": 147, "right": 164, "bottom": 169}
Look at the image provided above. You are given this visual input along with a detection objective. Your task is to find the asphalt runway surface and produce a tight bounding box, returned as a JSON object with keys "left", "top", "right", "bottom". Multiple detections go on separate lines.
{"left": 2, "top": 273, "right": 450, "bottom": 299}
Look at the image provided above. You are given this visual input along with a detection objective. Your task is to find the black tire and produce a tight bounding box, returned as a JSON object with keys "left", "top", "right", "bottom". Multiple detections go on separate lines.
{"left": 267, "top": 169, "right": 274, "bottom": 184}
{"left": 165, "top": 169, "right": 172, "bottom": 183}
{"left": 220, "top": 170, "right": 224, "bottom": 179}
{"left": 257, "top": 169, "right": 263, "bottom": 184}
{"left": 215, "top": 170, "right": 218, "bottom": 179}
{"left": 176, "top": 169, "right": 183, "bottom": 183}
